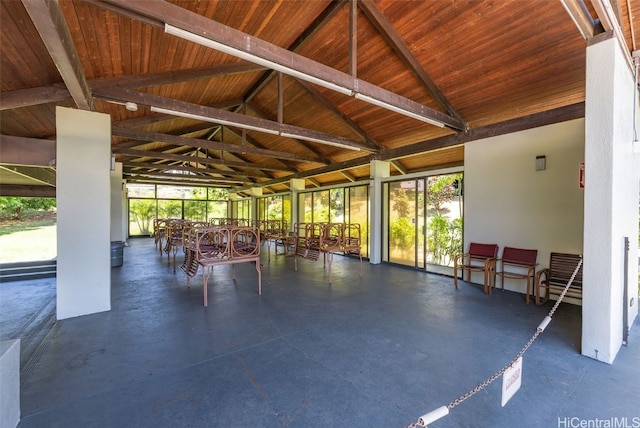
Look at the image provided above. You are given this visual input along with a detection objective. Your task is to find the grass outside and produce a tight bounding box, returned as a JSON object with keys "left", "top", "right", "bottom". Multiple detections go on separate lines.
{"left": 0, "top": 213, "right": 57, "bottom": 263}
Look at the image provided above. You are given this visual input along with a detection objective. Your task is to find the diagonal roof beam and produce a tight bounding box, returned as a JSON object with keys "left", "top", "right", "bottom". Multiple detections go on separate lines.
{"left": 123, "top": 161, "right": 269, "bottom": 179}
{"left": 232, "top": 103, "right": 585, "bottom": 191}
{"left": 242, "top": 0, "right": 347, "bottom": 104}
{"left": 111, "top": 126, "right": 324, "bottom": 163}
{"left": 0, "top": 86, "right": 71, "bottom": 110}
{"left": 115, "top": 148, "right": 295, "bottom": 173}
{"left": 21, "top": 0, "right": 94, "bottom": 110}
{"left": 0, "top": 135, "right": 56, "bottom": 167}
{"left": 94, "top": 86, "right": 373, "bottom": 152}
{"left": 92, "top": 62, "right": 266, "bottom": 90}
{"left": 358, "top": 0, "right": 465, "bottom": 125}
{"left": 99, "top": 0, "right": 465, "bottom": 131}
{"left": 560, "top": 0, "right": 601, "bottom": 40}
{"left": 296, "top": 80, "right": 382, "bottom": 151}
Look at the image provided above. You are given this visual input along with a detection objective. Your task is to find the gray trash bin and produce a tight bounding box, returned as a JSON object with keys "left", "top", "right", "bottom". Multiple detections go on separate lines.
{"left": 110, "top": 241, "right": 124, "bottom": 267}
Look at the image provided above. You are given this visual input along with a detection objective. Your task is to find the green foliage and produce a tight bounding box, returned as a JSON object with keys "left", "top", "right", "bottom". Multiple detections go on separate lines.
{"left": 0, "top": 197, "right": 56, "bottom": 218}
{"left": 130, "top": 199, "right": 156, "bottom": 235}
{"left": 390, "top": 217, "right": 415, "bottom": 248}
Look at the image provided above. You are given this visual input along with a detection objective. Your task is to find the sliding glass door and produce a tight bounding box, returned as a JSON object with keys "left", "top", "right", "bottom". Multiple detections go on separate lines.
{"left": 385, "top": 173, "right": 463, "bottom": 274}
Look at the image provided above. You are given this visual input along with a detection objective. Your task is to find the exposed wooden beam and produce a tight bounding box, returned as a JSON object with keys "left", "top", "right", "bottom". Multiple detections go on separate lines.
{"left": 358, "top": 0, "right": 464, "bottom": 124}
{"left": 124, "top": 171, "right": 248, "bottom": 184}
{"left": 232, "top": 103, "right": 585, "bottom": 191}
{"left": 296, "top": 80, "right": 381, "bottom": 150}
{"left": 234, "top": 155, "right": 376, "bottom": 192}
{"left": 560, "top": 0, "right": 598, "bottom": 39}
{"left": 123, "top": 161, "right": 269, "bottom": 179}
{"left": 246, "top": 103, "right": 335, "bottom": 163}
{"left": 382, "top": 103, "right": 585, "bottom": 160}
{"left": 115, "top": 148, "right": 295, "bottom": 172}
{"left": 349, "top": 0, "right": 357, "bottom": 77}
{"left": 0, "top": 86, "right": 71, "bottom": 110}
{"left": 341, "top": 171, "right": 356, "bottom": 182}
{"left": 391, "top": 160, "right": 408, "bottom": 175}
{"left": 22, "top": 0, "right": 94, "bottom": 110}
{"left": 0, "top": 184, "right": 56, "bottom": 198}
{"left": 242, "top": 0, "right": 347, "bottom": 104}
{"left": 111, "top": 126, "right": 325, "bottom": 163}
{"left": 125, "top": 178, "right": 234, "bottom": 188}
{"left": 0, "top": 165, "right": 56, "bottom": 186}
{"left": 0, "top": 135, "right": 56, "bottom": 167}
{"left": 94, "top": 86, "right": 373, "bottom": 152}
{"left": 92, "top": 62, "right": 266, "bottom": 90}
{"left": 99, "top": 0, "right": 465, "bottom": 131}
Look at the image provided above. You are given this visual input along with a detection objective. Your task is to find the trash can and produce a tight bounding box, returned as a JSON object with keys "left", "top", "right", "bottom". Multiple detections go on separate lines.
{"left": 110, "top": 241, "right": 124, "bottom": 267}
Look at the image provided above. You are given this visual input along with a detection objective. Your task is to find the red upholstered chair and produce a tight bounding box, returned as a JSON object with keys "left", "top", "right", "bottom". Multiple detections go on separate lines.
{"left": 493, "top": 247, "right": 538, "bottom": 302}
{"left": 453, "top": 243, "right": 499, "bottom": 294}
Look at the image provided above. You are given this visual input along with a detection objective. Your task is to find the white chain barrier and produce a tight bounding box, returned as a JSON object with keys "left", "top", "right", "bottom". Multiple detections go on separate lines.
{"left": 406, "top": 256, "right": 583, "bottom": 428}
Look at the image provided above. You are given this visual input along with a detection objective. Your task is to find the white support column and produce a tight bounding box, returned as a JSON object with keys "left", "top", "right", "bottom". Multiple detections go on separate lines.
{"left": 110, "top": 162, "right": 124, "bottom": 241}
{"left": 369, "top": 160, "right": 390, "bottom": 264}
{"left": 583, "top": 34, "right": 640, "bottom": 363}
{"left": 250, "top": 187, "right": 263, "bottom": 222}
{"left": 56, "top": 107, "right": 111, "bottom": 320}
{"left": 290, "top": 178, "right": 305, "bottom": 230}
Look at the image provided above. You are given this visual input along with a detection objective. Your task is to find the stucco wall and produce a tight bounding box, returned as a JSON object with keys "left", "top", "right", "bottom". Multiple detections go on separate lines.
{"left": 464, "top": 119, "right": 585, "bottom": 295}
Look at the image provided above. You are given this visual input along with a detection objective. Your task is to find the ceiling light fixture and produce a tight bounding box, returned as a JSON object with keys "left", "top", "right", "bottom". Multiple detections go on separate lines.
{"left": 165, "top": 24, "right": 353, "bottom": 97}
{"left": 279, "top": 132, "right": 361, "bottom": 151}
{"left": 353, "top": 93, "right": 445, "bottom": 128}
{"left": 151, "top": 105, "right": 363, "bottom": 151}
{"left": 165, "top": 24, "right": 451, "bottom": 128}
{"left": 150, "top": 106, "right": 280, "bottom": 135}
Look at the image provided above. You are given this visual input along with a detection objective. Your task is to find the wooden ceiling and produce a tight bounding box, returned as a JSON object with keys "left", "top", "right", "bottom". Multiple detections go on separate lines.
{"left": 1, "top": 0, "right": 637, "bottom": 196}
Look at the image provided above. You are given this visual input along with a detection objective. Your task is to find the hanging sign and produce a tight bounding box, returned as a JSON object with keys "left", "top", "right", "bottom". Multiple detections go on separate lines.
{"left": 579, "top": 162, "right": 585, "bottom": 189}
{"left": 501, "top": 357, "right": 523, "bottom": 407}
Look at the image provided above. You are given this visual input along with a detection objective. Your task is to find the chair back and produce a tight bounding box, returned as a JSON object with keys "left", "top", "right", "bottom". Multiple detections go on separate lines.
{"left": 548, "top": 252, "right": 583, "bottom": 287}
{"left": 468, "top": 242, "right": 499, "bottom": 259}
{"left": 502, "top": 247, "right": 537, "bottom": 266}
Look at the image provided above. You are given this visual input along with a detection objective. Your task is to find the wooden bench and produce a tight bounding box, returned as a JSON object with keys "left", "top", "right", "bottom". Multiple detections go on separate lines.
{"left": 493, "top": 247, "right": 538, "bottom": 302}
{"left": 534, "top": 252, "right": 583, "bottom": 306}
{"left": 453, "top": 243, "right": 499, "bottom": 294}
{"left": 181, "top": 226, "right": 262, "bottom": 306}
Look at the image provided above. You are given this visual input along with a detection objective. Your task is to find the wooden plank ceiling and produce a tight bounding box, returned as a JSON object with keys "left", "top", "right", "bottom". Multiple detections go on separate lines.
{"left": 0, "top": 0, "right": 635, "bottom": 196}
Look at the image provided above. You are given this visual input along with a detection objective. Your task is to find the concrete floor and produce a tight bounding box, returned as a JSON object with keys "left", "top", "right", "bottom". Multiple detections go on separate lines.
{"left": 3, "top": 237, "right": 639, "bottom": 428}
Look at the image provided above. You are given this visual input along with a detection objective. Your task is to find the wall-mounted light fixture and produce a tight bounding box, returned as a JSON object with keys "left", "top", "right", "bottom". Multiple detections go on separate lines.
{"left": 535, "top": 155, "right": 546, "bottom": 171}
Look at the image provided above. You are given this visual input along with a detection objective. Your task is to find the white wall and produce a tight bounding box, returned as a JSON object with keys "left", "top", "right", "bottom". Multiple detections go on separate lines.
{"left": 464, "top": 119, "right": 585, "bottom": 294}
{"left": 56, "top": 107, "right": 111, "bottom": 320}
{"left": 583, "top": 35, "right": 640, "bottom": 363}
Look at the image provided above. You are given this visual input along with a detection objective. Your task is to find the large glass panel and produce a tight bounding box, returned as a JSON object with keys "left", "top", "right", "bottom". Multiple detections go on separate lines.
{"left": 183, "top": 200, "right": 207, "bottom": 221}
{"left": 417, "top": 179, "right": 426, "bottom": 269}
{"left": 207, "top": 201, "right": 228, "bottom": 220}
{"left": 329, "top": 188, "right": 345, "bottom": 223}
{"left": 313, "top": 190, "right": 330, "bottom": 223}
{"left": 301, "top": 193, "right": 313, "bottom": 222}
{"left": 129, "top": 199, "right": 156, "bottom": 236}
{"left": 425, "top": 173, "right": 464, "bottom": 275}
{"left": 127, "top": 184, "right": 155, "bottom": 198}
{"left": 158, "top": 200, "right": 182, "bottom": 219}
{"left": 348, "top": 186, "right": 369, "bottom": 258}
{"left": 265, "top": 196, "right": 282, "bottom": 220}
{"left": 388, "top": 180, "right": 417, "bottom": 266}
{"left": 282, "top": 195, "right": 291, "bottom": 227}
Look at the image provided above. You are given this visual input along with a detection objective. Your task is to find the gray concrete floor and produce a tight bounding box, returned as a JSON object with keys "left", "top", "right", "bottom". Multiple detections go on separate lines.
{"left": 2, "top": 237, "right": 639, "bottom": 428}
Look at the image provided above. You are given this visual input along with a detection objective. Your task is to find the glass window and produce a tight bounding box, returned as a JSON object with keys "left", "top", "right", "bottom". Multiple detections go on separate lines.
{"left": 127, "top": 184, "right": 155, "bottom": 198}
{"left": 129, "top": 199, "right": 156, "bottom": 235}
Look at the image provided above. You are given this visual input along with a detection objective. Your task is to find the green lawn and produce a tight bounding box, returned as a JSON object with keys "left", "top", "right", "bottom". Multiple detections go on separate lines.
{"left": 0, "top": 223, "right": 57, "bottom": 263}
